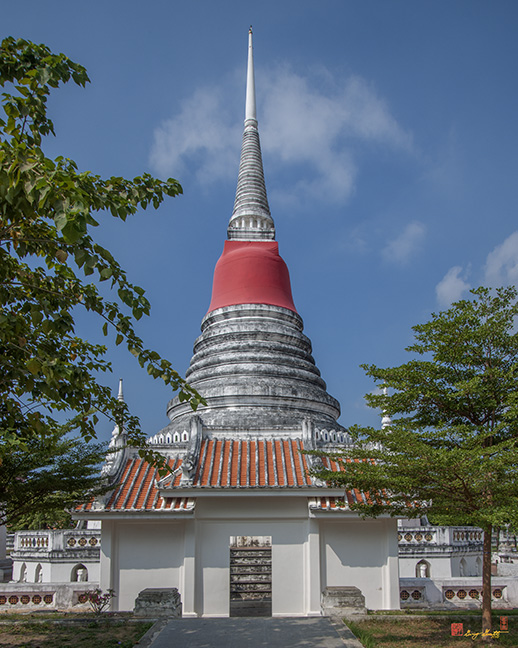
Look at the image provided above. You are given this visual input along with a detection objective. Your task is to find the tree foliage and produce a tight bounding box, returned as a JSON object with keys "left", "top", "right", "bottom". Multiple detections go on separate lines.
{"left": 314, "top": 286, "right": 518, "bottom": 631}
{"left": 0, "top": 37, "right": 204, "bottom": 522}
{"left": 2, "top": 434, "right": 108, "bottom": 529}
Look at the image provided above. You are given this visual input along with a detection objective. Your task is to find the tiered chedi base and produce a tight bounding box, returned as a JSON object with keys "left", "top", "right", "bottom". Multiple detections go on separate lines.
{"left": 165, "top": 303, "right": 344, "bottom": 434}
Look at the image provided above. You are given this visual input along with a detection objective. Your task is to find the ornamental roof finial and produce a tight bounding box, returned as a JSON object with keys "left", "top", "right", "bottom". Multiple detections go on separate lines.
{"left": 227, "top": 28, "right": 275, "bottom": 241}
{"left": 117, "top": 378, "right": 124, "bottom": 402}
{"left": 101, "top": 378, "right": 127, "bottom": 480}
{"left": 245, "top": 26, "right": 256, "bottom": 122}
{"left": 381, "top": 387, "right": 392, "bottom": 429}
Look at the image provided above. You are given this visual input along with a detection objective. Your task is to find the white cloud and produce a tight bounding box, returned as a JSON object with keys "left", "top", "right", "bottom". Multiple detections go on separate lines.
{"left": 149, "top": 64, "right": 412, "bottom": 207}
{"left": 436, "top": 266, "right": 471, "bottom": 307}
{"left": 149, "top": 86, "right": 242, "bottom": 184}
{"left": 483, "top": 231, "right": 518, "bottom": 287}
{"left": 382, "top": 221, "right": 426, "bottom": 264}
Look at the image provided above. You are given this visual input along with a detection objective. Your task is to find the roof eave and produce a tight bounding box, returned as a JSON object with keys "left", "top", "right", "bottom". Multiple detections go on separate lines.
{"left": 157, "top": 486, "right": 342, "bottom": 498}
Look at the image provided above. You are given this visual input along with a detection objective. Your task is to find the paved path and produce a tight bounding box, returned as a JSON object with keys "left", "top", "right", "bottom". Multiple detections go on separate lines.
{"left": 139, "top": 617, "right": 364, "bottom": 648}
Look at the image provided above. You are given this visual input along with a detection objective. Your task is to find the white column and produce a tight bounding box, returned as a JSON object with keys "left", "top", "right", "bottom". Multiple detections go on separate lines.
{"left": 305, "top": 517, "right": 321, "bottom": 615}
{"left": 100, "top": 520, "right": 119, "bottom": 611}
{"left": 0, "top": 523, "right": 6, "bottom": 560}
{"left": 182, "top": 519, "right": 197, "bottom": 617}
{"left": 382, "top": 518, "right": 400, "bottom": 609}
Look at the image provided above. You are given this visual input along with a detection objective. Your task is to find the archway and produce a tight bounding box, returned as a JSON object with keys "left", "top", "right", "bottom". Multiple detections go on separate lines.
{"left": 71, "top": 563, "right": 88, "bottom": 582}
{"left": 416, "top": 559, "right": 430, "bottom": 578}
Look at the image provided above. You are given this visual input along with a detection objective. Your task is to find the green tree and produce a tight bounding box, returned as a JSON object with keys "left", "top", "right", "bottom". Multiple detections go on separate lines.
{"left": 2, "top": 434, "right": 108, "bottom": 530}
{"left": 0, "top": 37, "right": 204, "bottom": 522}
{"left": 314, "top": 287, "right": 518, "bottom": 634}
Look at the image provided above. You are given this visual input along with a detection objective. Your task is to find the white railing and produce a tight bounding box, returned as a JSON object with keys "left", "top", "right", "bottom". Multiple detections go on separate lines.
{"left": 398, "top": 526, "right": 483, "bottom": 547}
{"left": 0, "top": 583, "right": 98, "bottom": 609}
{"left": 14, "top": 530, "right": 101, "bottom": 554}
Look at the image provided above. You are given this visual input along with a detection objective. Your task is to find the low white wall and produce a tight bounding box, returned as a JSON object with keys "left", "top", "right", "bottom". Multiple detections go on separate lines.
{"left": 11, "top": 529, "right": 101, "bottom": 585}
{"left": 11, "top": 558, "right": 100, "bottom": 584}
{"left": 400, "top": 577, "right": 518, "bottom": 609}
{"left": 497, "top": 563, "right": 518, "bottom": 577}
{"left": 0, "top": 583, "right": 96, "bottom": 610}
{"left": 399, "top": 554, "right": 481, "bottom": 579}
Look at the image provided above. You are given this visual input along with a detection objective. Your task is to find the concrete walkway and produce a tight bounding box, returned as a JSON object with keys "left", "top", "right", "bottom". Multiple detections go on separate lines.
{"left": 139, "top": 617, "right": 365, "bottom": 648}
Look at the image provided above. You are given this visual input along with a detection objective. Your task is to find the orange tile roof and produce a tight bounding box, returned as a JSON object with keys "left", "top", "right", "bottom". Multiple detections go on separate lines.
{"left": 76, "top": 457, "right": 192, "bottom": 513}
{"left": 193, "top": 438, "right": 311, "bottom": 488}
{"left": 318, "top": 456, "right": 382, "bottom": 508}
{"left": 76, "top": 438, "right": 367, "bottom": 513}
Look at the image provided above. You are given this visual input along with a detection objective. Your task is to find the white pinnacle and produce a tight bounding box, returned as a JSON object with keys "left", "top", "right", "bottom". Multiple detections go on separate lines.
{"left": 381, "top": 387, "right": 392, "bottom": 429}
{"left": 245, "top": 27, "right": 256, "bottom": 122}
{"left": 228, "top": 27, "right": 275, "bottom": 241}
{"left": 117, "top": 378, "right": 124, "bottom": 402}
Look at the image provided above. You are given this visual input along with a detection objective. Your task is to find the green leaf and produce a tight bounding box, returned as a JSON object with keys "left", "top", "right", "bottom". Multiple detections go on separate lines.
{"left": 55, "top": 249, "right": 68, "bottom": 263}
{"left": 54, "top": 212, "right": 68, "bottom": 231}
{"left": 26, "top": 358, "right": 41, "bottom": 375}
{"left": 31, "top": 309, "right": 43, "bottom": 326}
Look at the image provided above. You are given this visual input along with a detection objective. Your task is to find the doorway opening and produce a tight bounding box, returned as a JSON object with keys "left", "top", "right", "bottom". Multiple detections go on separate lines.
{"left": 229, "top": 536, "right": 272, "bottom": 617}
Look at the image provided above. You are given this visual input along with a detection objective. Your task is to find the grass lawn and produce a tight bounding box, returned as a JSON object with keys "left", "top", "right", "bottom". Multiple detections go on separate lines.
{"left": 348, "top": 612, "right": 518, "bottom": 647}
{"left": 0, "top": 617, "right": 153, "bottom": 648}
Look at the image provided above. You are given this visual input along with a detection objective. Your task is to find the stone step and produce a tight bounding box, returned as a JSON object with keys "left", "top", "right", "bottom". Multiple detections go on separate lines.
{"left": 231, "top": 584, "right": 272, "bottom": 593}
{"left": 321, "top": 586, "right": 367, "bottom": 618}
{"left": 230, "top": 567, "right": 272, "bottom": 576}
{"left": 230, "top": 599, "right": 272, "bottom": 617}
{"left": 230, "top": 548, "right": 272, "bottom": 553}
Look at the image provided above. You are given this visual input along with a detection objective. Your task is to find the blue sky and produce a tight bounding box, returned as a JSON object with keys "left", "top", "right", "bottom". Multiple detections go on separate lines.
{"left": 4, "top": 2, "right": 518, "bottom": 441}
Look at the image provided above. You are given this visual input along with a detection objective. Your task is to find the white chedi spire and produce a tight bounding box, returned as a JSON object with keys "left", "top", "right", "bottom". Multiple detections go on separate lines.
{"left": 101, "top": 378, "right": 127, "bottom": 479}
{"left": 227, "top": 27, "right": 275, "bottom": 242}
{"left": 381, "top": 387, "right": 392, "bottom": 429}
{"left": 110, "top": 378, "right": 125, "bottom": 438}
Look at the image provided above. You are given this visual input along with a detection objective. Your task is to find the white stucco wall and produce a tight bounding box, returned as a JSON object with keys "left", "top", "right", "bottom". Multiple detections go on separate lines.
{"left": 320, "top": 517, "right": 400, "bottom": 610}
{"left": 99, "top": 497, "right": 400, "bottom": 615}
{"left": 102, "top": 521, "right": 185, "bottom": 611}
{"left": 193, "top": 497, "right": 310, "bottom": 617}
{"left": 195, "top": 523, "right": 306, "bottom": 614}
